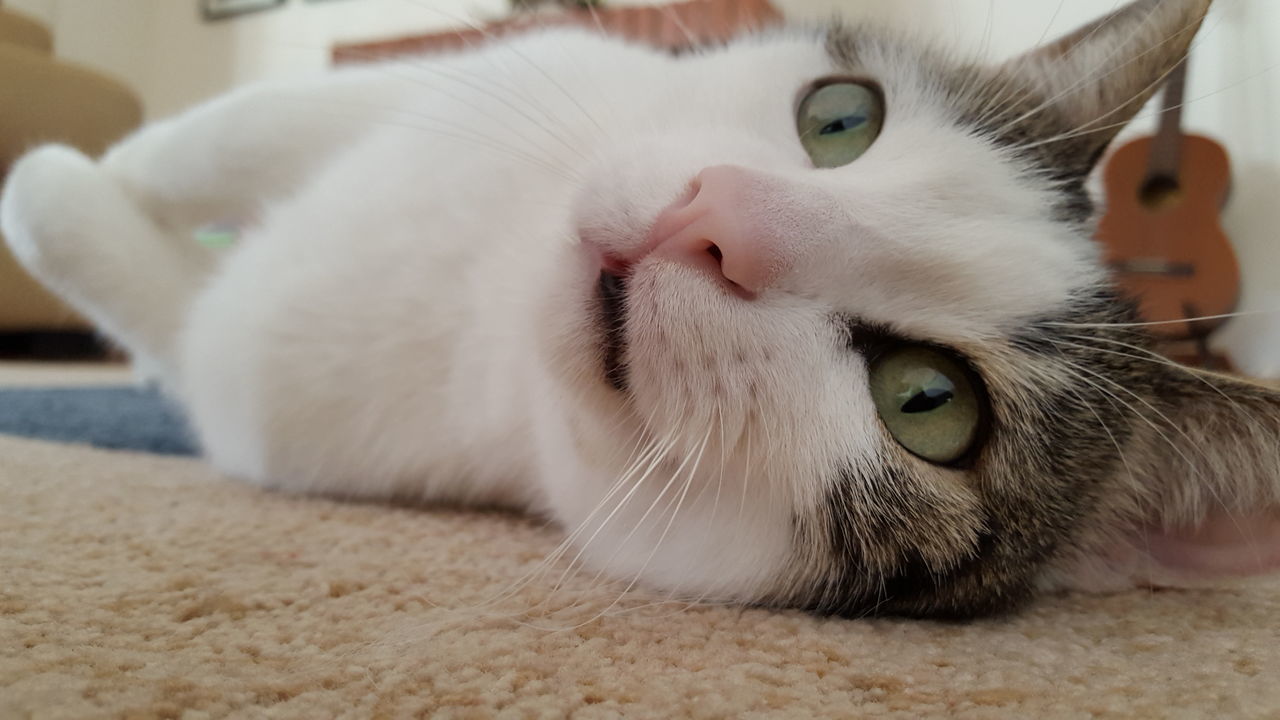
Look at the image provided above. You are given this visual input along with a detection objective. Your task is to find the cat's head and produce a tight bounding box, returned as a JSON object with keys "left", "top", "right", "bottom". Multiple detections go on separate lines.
{"left": 540, "top": 0, "right": 1280, "bottom": 618}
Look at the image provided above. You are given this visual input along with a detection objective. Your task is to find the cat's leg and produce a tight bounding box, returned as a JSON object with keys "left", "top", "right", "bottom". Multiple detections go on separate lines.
{"left": 100, "top": 75, "right": 397, "bottom": 234}
{"left": 1, "top": 145, "right": 210, "bottom": 384}
{"left": 0, "top": 74, "right": 395, "bottom": 383}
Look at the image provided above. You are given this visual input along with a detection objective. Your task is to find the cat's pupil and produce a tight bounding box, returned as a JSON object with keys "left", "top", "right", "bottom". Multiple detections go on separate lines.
{"left": 820, "top": 116, "right": 865, "bottom": 135}
{"left": 897, "top": 369, "right": 957, "bottom": 414}
{"left": 900, "top": 388, "right": 954, "bottom": 414}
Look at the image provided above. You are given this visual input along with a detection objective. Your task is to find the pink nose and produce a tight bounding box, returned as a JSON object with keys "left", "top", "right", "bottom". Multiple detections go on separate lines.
{"left": 645, "top": 165, "right": 789, "bottom": 297}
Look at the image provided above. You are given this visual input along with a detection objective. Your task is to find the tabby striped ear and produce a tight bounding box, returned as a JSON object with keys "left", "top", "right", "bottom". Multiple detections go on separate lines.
{"left": 999, "top": 0, "right": 1212, "bottom": 157}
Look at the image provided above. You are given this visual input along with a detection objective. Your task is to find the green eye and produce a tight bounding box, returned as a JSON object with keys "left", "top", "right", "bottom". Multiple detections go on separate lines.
{"left": 796, "top": 81, "right": 884, "bottom": 168}
{"left": 869, "top": 346, "right": 985, "bottom": 465}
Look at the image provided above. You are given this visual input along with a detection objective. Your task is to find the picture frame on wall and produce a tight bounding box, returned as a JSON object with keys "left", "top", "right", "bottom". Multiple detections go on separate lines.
{"left": 200, "top": 0, "right": 287, "bottom": 21}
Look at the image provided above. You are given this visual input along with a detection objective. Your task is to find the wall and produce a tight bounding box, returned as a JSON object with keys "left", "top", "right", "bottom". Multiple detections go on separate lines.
{"left": 5, "top": 0, "right": 511, "bottom": 118}
{"left": 142, "top": 0, "right": 521, "bottom": 119}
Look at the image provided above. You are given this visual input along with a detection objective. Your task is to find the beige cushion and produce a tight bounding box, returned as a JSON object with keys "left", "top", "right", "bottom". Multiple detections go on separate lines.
{"left": 0, "top": 45, "right": 142, "bottom": 169}
{"left": 0, "top": 8, "right": 52, "bottom": 54}
{"left": 0, "top": 42, "right": 142, "bottom": 331}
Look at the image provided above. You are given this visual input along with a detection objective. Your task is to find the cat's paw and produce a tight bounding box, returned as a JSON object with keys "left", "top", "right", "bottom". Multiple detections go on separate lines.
{"left": 0, "top": 144, "right": 104, "bottom": 276}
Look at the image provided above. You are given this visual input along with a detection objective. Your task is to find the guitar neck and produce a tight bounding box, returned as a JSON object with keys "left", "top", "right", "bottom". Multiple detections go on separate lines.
{"left": 1147, "top": 60, "right": 1187, "bottom": 181}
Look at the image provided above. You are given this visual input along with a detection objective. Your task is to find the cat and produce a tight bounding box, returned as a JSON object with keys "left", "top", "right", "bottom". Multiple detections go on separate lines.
{"left": 3, "top": 0, "right": 1277, "bottom": 619}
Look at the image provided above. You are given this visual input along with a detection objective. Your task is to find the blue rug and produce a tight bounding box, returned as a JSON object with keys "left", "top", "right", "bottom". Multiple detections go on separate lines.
{"left": 0, "top": 386, "right": 198, "bottom": 456}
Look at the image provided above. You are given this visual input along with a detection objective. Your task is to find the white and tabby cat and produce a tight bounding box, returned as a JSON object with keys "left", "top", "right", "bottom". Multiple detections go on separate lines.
{"left": 3, "top": 0, "right": 1277, "bottom": 618}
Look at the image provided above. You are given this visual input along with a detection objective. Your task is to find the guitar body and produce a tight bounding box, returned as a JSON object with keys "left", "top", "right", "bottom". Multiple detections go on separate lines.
{"left": 1096, "top": 134, "right": 1237, "bottom": 341}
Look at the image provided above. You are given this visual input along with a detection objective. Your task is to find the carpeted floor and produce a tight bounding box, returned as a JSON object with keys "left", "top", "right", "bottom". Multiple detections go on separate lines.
{"left": 2, "top": 362, "right": 1279, "bottom": 718}
{"left": 3, "top": 432, "right": 1280, "bottom": 718}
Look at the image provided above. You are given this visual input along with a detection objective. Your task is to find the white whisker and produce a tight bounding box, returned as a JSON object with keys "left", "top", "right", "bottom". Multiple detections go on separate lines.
{"left": 1041, "top": 309, "right": 1280, "bottom": 330}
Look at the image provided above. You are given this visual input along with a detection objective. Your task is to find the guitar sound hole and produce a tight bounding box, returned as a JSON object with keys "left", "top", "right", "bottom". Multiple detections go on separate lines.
{"left": 1139, "top": 174, "right": 1183, "bottom": 210}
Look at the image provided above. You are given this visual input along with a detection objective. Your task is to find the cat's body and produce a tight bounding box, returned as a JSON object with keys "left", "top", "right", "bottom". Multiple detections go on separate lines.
{"left": 5, "top": 0, "right": 1279, "bottom": 618}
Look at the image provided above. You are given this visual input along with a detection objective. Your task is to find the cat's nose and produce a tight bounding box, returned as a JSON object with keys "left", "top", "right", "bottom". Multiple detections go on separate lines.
{"left": 646, "top": 165, "right": 790, "bottom": 297}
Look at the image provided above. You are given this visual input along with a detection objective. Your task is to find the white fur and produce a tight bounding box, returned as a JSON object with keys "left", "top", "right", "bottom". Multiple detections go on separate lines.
{"left": 1, "top": 29, "right": 1103, "bottom": 604}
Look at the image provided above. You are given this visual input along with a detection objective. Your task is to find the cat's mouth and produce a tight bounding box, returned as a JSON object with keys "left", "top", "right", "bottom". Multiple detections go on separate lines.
{"left": 598, "top": 269, "right": 629, "bottom": 392}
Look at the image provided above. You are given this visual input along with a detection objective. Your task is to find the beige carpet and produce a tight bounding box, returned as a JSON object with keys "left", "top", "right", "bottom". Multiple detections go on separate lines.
{"left": 3, "top": 432, "right": 1279, "bottom": 718}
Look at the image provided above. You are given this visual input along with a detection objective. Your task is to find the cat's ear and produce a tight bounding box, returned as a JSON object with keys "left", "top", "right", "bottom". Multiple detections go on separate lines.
{"left": 998, "top": 0, "right": 1212, "bottom": 171}
{"left": 1057, "top": 368, "right": 1280, "bottom": 592}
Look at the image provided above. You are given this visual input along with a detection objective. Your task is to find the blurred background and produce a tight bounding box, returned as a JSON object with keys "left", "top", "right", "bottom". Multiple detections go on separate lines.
{"left": 0, "top": 0, "right": 1278, "bottom": 373}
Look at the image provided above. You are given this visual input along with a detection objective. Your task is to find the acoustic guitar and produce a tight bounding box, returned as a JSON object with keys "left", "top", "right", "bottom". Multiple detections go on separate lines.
{"left": 1096, "top": 59, "right": 1238, "bottom": 368}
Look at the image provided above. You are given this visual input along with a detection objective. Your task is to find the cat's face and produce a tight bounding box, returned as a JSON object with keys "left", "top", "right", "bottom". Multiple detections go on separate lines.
{"left": 539, "top": 0, "right": 1280, "bottom": 618}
